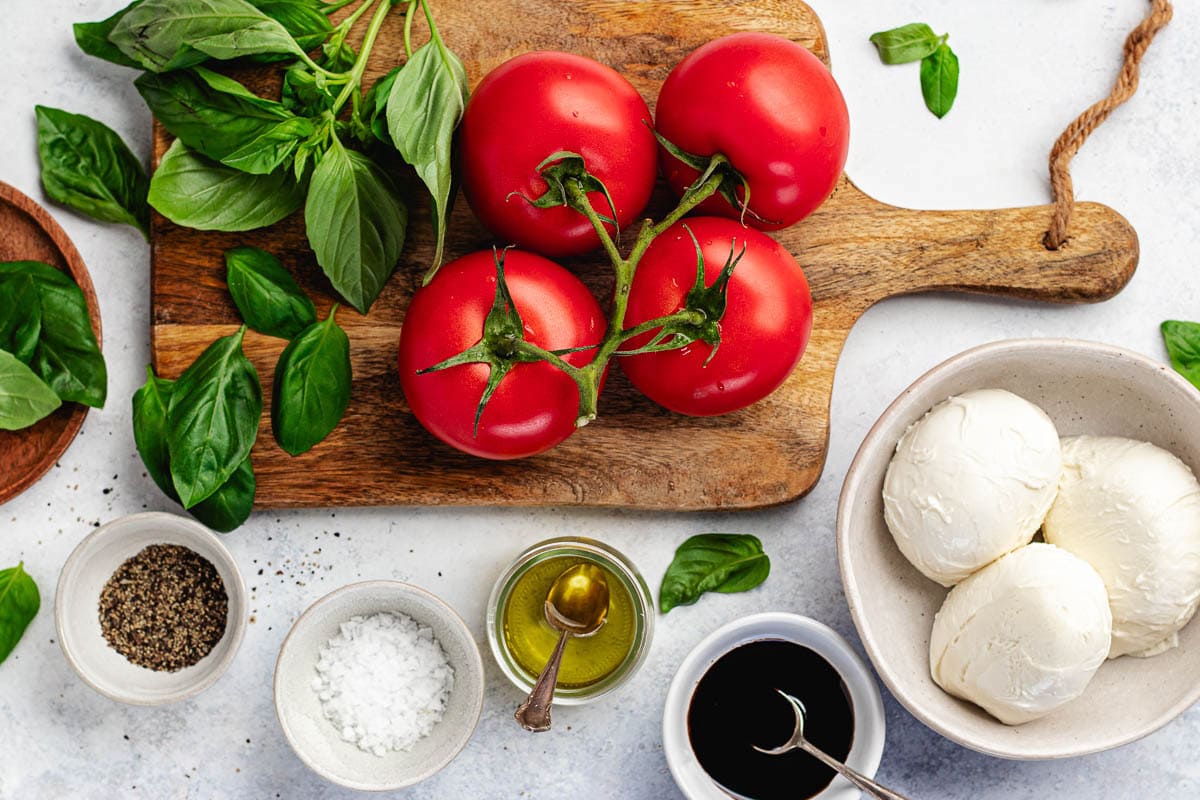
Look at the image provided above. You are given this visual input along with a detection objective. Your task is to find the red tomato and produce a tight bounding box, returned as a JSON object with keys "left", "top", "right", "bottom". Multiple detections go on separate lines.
{"left": 655, "top": 32, "right": 850, "bottom": 230}
{"left": 459, "top": 51, "right": 658, "bottom": 257}
{"left": 620, "top": 217, "right": 812, "bottom": 416}
{"left": 398, "top": 250, "right": 604, "bottom": 459}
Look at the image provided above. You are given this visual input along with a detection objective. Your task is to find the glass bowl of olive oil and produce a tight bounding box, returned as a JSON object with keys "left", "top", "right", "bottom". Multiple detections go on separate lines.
{"left": 487, "top": 537, "right": 654, "bottom": 705}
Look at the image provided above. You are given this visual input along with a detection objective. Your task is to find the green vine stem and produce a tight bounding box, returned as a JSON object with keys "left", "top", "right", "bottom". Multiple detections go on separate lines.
{"left": 331, "top": 0, "right": 391, "bottom": 114}
{"left": 531, "top": 164, "right": 728, "bottom": 424}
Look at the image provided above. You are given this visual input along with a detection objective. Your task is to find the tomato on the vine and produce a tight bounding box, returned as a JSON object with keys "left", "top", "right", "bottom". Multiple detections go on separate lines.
{"left": 398, "top": 250, "right": 603, "bottom": 460}
{"left": 620, "top": 217, "right": 813, "bottom": 416}
{"left": 654, "top": 32, "right": 850, "bottom": 230}
{"left": 459, "top": 51, "right": 658, "bottom": 257}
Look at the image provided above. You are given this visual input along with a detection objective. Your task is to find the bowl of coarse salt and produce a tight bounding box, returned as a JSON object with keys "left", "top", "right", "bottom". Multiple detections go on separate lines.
{"left": 274, "top": 581, "right": 485, "bottom": 790}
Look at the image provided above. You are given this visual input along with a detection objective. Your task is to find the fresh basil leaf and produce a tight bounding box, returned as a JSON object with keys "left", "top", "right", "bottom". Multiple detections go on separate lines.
{"left": 0, "top": 350, "right": 62, "bottom": 431}
{"left": 189, "top": 455, "right": 255, "bottom": 532}
{"left": 249, "top": 0, "right": 332, "bottom": 52}
{"left": 363, "top": 65, "right": 401, "bottom": 144}
{"left": 0, "top": 275, "right": 43, "bottom": 364}
{"left": 0, "top": 261, "right": 106, "bottom": 408}
{"left": 225, "top": 246, "right": 316, "bottom": 339}
{"left": 133, "top": 365, "right": 256, "bottom": 531}
{"left": 869, "top": 23, "right": 943, "bottom": 65}
{"left": 386, "top": 40, "right": 467, "bottom": 282}
{"left": 167, "top": 326, "right": 262, "bottom": 508}
{"left": 35, "top": 105, "right": 150, "bottom": 236}
{"left": 1162, "top": 321, "right": 1200, "bottom": 389}
{"left": 109, "top": 0, "right": 304, "bottom": 73}
{"left": 132, "top": 364, "right": 179, "bottom": 501}
{"left": 920, "top": 43, "right": 959, "bottom": 119}
{"left": 0, "top": 563, "right": 40, "bottom": 665}
{"left": 272, "top": 305, "right": 351, "bottom": 455}
{"left": 136, "top": 68, "right": 313, "bottom": 175}
{"left": 282, "top": 62, "right": 336, "bottom": 116}
{"left": 74, "top": 1, "right": 145, "bottom": 68}
{"left": 659, "top": 533, "right": 771, "bottom": 613}
{"left": 149, "top": 139, "right": 305, "bottom": 231}
{"left": 304, "top": 137, "right": 406, "bottom": 314}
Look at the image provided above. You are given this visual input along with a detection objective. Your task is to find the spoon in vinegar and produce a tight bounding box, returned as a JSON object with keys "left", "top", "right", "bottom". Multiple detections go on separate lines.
{"left": 754, "top": 690, "right": 910, "bottom": 800}
{"left": 514, "top": 563, "right": 610, "bottom": 732}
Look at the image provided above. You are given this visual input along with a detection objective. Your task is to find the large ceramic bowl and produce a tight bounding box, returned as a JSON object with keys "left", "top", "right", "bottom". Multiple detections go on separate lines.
{"left": 839, "top": 339, "right": 1200, "bottom": 759}
{"left": 274, "top": 581, "right": 485, "bottom": 791}
{"left": 663, "top": 612, "right": 885, "bottom": 799}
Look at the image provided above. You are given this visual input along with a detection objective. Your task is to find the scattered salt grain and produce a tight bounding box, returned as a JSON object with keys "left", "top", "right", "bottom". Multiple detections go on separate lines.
{"left": 312, "top": 612, "right": 454, "bottom": 756}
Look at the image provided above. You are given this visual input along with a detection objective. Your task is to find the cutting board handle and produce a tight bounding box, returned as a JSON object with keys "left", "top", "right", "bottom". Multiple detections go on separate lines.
{"left": 827, "top": 180, "right": 1139, "bottom": 311}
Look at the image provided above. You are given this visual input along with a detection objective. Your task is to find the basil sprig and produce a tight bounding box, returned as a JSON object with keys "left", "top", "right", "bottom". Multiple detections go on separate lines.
{"left": 132, "top": 366, "right": 256, "bottom": 532}
{"left": 869, "top": 22, "right": 959, "bottom": 118}
{"left": 35, "top": 106, "right": 150, "bottom": 236}
{"left": 0, "top": 563, "right": 40, "bottom": 665}
{"left": 659, "top": 534, "right": 771, "bottom": 613}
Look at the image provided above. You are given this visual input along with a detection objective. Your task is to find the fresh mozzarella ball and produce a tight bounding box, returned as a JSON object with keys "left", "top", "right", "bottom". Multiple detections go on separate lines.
{"left": 1044, "top": 436, "right": 1200, "bottom": 658}
{"left": 930, "top": 543, "right": 1112, "bottom": 725}
{"left": 883, "top": 389, "right": 1062, "bottom": 586}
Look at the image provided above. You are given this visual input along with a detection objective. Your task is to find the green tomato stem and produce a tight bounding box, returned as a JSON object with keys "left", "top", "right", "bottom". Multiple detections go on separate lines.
{"left": 558, "top": 168, "right": 725, "bottom": 425}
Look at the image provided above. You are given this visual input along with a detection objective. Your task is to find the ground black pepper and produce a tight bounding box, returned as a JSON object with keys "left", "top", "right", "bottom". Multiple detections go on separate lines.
{"left": 99, "top": 544, "right": 228, "bottom": 672}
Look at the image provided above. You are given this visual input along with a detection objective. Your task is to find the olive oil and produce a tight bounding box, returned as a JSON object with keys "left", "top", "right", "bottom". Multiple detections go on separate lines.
{"left": 502, "top": 556, "right": 636, "bottom": 688}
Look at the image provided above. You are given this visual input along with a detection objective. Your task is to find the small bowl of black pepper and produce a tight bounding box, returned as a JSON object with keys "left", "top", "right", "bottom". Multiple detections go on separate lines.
{"left": 55, "top": 512, "right": 247, "bottom": 705}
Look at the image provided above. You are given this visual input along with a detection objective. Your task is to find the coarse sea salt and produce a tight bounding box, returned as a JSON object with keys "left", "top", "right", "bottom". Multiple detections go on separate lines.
{"left": 312, "top": 611, "right": 454, "bottom": 756}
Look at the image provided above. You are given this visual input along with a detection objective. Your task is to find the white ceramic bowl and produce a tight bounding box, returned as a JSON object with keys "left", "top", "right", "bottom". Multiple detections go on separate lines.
{"left": 663, "top": 612, "right": 885, "bottom": 800}
{"left": 55, "top": 512, "right": 247, "bottom": 705}
{"left": 274, "top": 581, "right": 485, "bottom": 791}
{"left": 839, "top": 338, "right": 1200, "bottom": 759}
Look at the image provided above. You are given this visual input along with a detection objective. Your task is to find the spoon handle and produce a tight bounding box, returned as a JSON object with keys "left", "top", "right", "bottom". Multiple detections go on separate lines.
{"left": 798, "top": 739, "right": 910, "bottom": 800}
{"left": 514, "top": 629, "right": 570, "bottom": 732}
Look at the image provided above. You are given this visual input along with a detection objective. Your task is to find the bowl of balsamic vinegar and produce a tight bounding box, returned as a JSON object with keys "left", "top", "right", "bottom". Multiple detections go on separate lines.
{"left": 663, "top": 613, "right": 885, "bottom": 800}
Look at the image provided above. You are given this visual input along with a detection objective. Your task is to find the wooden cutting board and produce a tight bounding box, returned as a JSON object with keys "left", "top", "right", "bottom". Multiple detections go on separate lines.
{"left": 150, "top": 0, "right": 1138, "bottom": 511}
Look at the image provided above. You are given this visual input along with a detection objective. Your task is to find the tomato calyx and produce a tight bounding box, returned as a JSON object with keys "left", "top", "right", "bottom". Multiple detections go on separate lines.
{"left": 416, "top": 248, "right": 550, "bottom": 435}
{"left": 507, "top": 151, "right": 621, "bottom": 231}
{"left": 617, "top": 224, "right": 743, "bottom": 366}
{"left": 653, "top": 130, "right": 776, "bottom": 227}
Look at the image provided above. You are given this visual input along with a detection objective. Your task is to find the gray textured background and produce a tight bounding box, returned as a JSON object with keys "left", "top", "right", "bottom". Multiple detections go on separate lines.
{"left": 2, "top": 1, "right": 1197, "bottom": 797}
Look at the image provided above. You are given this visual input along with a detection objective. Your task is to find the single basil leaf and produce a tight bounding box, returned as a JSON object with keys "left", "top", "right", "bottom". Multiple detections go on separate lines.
{"left": 0, "top": 261, "right": 106, "bottom": 408}
{"left": 363, "top": 65, "right": 402, "bottom": 144}
{"left": 189, "top": 455, "right": 255, "bottom": 532}
{"left": 73, "top": 0, "right": 146, "bottom": 68}
{"left": 272, "top": 305, "right": 351, "bottom": 456}
{"left": 133, "top": 366, "right": 256, "bottom": 531}
{"left": 109, "top": 0, "right": 303, "bottom": 73}
{"left": 0, "top": 350, "right": 62, "bottom": 431}
{"left": 304, "top": 137, "right": 407, "bottom": 314}
{"left": 136, "top": 68, "right": 312, "bottom": 175}
{"left": 0, "top": 275, "right": 43, "bottom": 364}
{"left": 1162, "top": 321, "right": 1200, "bottom": 389}
{"left": 0, "top": 563, "right": 40, "bottom": 664}
{"left": 659, "top": 533, "right": 771, "bottom": 613}
{"left": 167, "top": 326, "right": 262, "bottom": 508}
{"left": 249, "top": 0, "right": 332, "bottom": 52}
{"left": 225, "top": 246, "right": 316, "bottom": 339}
{"left": 132, "top": 364, "right": 180, "bottom": 501}
{"left": 920, "top": 43, "right": 959, "bottom": 119}
{"left": 386, "top": 40, "right": 468, "bottom": 281}
{"left": 149, "top": 139, "right": 305, "bottom": 231}
{"left": 869, "top": 23, "right": 943, "bottom": 65}
{"left": 35, "top": 105, "right": 150, "bottom": 236}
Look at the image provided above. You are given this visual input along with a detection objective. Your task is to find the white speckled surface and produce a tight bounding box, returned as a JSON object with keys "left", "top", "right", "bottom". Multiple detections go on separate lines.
{"left": 1, "top": 1, "right": 1198, "bottom": 797}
